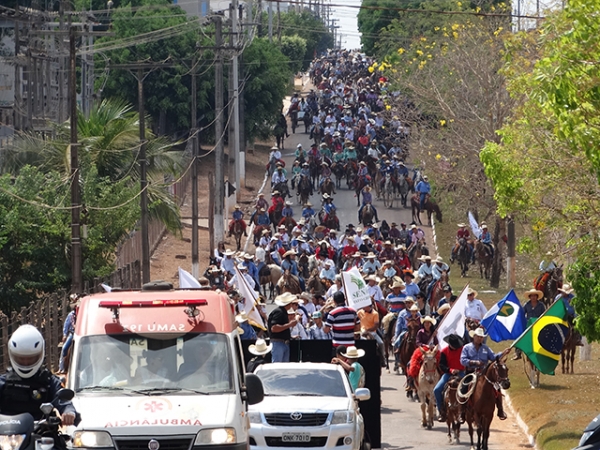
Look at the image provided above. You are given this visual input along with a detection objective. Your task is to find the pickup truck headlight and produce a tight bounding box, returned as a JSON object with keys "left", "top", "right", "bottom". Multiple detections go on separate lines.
{"left": 247, "top": 412, "right": 262, "bottom": 424}
{"left": 0, "top": 434, "right": 25, "bottom": 450}
{"left": 194, "top": 428, "right": 236, "bottom": 445}
{"left": 331, "top": 411, "right": 354, "bottom": 424}
{"left": 72, "top": 431, "right": 114, "bottom": 448}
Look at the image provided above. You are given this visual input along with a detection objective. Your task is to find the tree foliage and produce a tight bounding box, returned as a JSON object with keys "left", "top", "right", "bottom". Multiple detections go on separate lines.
{"left": 357, "top": 0, "right": 401, "bottom": 55}
{"left": 480, "top": 0, "right": 600, "bottom": 341}
{"left": 280, "top": 35, "right": 307, "bottom": 74}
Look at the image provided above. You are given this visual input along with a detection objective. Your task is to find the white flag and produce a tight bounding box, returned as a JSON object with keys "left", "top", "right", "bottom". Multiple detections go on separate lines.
{"left": 100, "top": 283, "right": 112, "bottom": 292}
{"left": 468, "top": 211, "right": 482, "bottom": 239}
{"left": 341, "top": 267, "right": 372, "bottom": 311}
{"left": 234, "top": 267, "right": 267, "bottom": 331}
{"left": 178, "top": 267, "right": 202, "bottom": 289}
{"left": 437, "top": 284, "right": 469, "bottom": 349}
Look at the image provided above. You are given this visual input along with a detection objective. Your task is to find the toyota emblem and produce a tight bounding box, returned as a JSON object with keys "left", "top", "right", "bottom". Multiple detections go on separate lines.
{"left": 290, "top": 412, "right": 302, "bottom": 421}
{"left": 148, "top": 440, "right": 160, "bottom": 450}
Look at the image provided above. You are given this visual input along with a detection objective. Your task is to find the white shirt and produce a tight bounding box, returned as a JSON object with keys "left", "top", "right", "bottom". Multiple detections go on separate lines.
{"left": 367, "top": 147, "right": 379, "bottom": 159}
{"left": 272, "top": 171, "right": 287, "bottom": 184}
{"left": 417, "top": 263, "right": 433, "bottom": 278}
{"left": 255, "top": 247, "right": 266, "bottom": 263}
{"left": 465, "top": 299, "right": 488, "bottom": 321}
{"left": 326, "top": 284, "right": 340, "bottom": 299}
{"left": 269, "top": 150, "right": 281, "bottom": 161}
{"left": 304, "top": 302, "right": 316, "bottom": 316}
{"left": 368, "top": 284, "right": 384, "bottom": 302}
{"left": 329, "top": 237, "right": 340, "bottom": 250}
{"left": 432, "top": 263, "right": 450, "bottom": 279}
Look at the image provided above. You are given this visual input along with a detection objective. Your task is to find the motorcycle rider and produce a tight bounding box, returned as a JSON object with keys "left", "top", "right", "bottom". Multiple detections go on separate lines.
{"left": 0, "top": 325, "right": 77, "bottom": 424}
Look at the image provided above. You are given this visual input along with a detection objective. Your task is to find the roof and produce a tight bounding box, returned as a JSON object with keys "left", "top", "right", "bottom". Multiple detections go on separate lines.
{"left": 75, "top": 290, "right": 235, "bottom": 337}
{"left": 257, "top": 362, "right": 340, "bottom": 372}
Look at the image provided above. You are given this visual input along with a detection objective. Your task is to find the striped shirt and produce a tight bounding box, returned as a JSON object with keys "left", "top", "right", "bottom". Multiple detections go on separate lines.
{"left": 325, "top": 306, "right": 357, "bottom": 347}
{"left": 386, "top": 292, "right": 407, "bottom": 313}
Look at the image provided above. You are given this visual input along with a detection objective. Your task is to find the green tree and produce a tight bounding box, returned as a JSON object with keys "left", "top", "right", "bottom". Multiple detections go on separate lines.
{"left": 357, "top": 0, "right": 400, "bottom": 55}
{"left": 280, "top": 35, "right": 307, "bottom": 74}
{"left": 277, "top": 11, "right": 333, "bottom": 69}
{"left": 242, "top": 38, "right": 292, "bottom": 141}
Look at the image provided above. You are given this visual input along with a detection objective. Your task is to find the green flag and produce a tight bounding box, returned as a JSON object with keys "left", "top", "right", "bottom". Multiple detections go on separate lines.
{"left": 513, "top": 299, "right": 569, "bottom": 375}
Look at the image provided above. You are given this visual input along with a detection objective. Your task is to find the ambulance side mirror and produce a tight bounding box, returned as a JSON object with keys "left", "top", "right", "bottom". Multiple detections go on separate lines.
{"left": 243, "top": 373, "right": 264, "bottom": 405}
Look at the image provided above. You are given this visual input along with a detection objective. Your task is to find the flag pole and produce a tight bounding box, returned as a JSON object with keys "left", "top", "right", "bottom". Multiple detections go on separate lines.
{"left": 428, "top": 283, "right": 469, "bottom": 345}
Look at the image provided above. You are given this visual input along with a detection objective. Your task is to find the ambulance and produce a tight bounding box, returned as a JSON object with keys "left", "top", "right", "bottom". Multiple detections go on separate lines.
{"left": 66, "top": 282, "right": 264, "bottom": 450}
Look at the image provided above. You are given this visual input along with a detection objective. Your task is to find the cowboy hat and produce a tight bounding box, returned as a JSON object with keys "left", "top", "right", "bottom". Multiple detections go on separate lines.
{"left": 457, "top": 223, "right": 466, "bottom": 227}
{"left": 384, "top": 240, "right": 392, "bottom": 246}
{"left": 410, "top": 224, "right": 417, "bottom": 229}
{"left": 408, "top": 304, "right": 420, "bottom": 312}
{"left": 322, "top": 193, "right": 330, "bottom": 199}
{"left": 224, "top": 249, "right": 235, "bottom": 256}
{"left": 272, "top": 190, "right": 280, "bottom": 195}
{"left": 469, "top": 327, "right": 487, "bottom": 338}
{"left": 352, "top": 251, "right": 363, "bottom": 258}
{"left": 258, "top": 192, "right": 265, "bottom": 197}
{"left": 262, "top": 229, "right": 270, "bottom": 235}
{"left": 435, "top": 256, "right": 445, "bottom": 263}
{"left": 466, "top": 287, "right": 478, "bottom": 297}
{"left": 421, "top": 316, "right": 437, "bottom": 326}
{"left": 383, "top": 260, "right": 394, "bottom": 266}
{"left": 558, "top": 283, "right": 574, "bottom": 295}
{"left": 244, "top": 253, "right": 254, "bottom": 259}
{"left": 341, "top": 346, "right": 365, "bottom": 359}
{"left": 236, "top": 312, "right": 249, "bottom": 323}
{"left": 481, "top": 224, "right": 488, "bottom": 229}
{"left": 403, "top": 270, "right": 415, "bottom": 278}
{"left": 283, "top": 249, "right": 297, "bottom": 258}
{"left": 285, "top": 200, "right": 293, "bottom": 206}
{"left": 237, "top": 263, "right": 248, "bottom": 270}
{"left": 248, "top": 339, "right": 273, "bottom": 356}
{"left": 304, "top": 201, "right": 313, "bottom": 207}
{"left": 419, "top": 255, "right": 432, "bottom": 261}
{"left": 366, "top": 252, "right": 377, "bottom": 259}
{"left": 366, "top": 274, "right": 378, "bottom": 282}
{"left": 437, "top": 303, "right": 451, "bottom": 315}
{"left": 274, "top": 292, "right": 298, "bottom": 307}
{"left": 235, "top": 205, "right": 241, "bottom": 209}
{"left": 278, "top": 224, "right": 286, "bottom": 230}
{"left": 423, "top": 175, "right": 429, "bottom": 180}
{"left": 391, "top": 281, "right": 405, "bottom": 289}
{"left": 524, "top": 288, "right": 544, "bottom": 299}
{"left": 404, "top": 296, "right": 415, "bottom": 303}
{"left": 443, "top": 333, "right": 464, "bottom": 348}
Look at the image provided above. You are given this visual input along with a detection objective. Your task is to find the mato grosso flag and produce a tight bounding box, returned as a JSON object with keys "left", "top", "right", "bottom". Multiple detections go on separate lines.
{"left": 481, "top": 290, "right": 527, "bottom": 342}
{"left": 512, "top": 299, "right": 569, "bottom": 375}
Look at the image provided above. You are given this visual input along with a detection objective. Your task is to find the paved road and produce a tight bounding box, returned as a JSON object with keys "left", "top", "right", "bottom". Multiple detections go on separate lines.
{"left": 268, "top": 110, "right": 530, "bottom": 450}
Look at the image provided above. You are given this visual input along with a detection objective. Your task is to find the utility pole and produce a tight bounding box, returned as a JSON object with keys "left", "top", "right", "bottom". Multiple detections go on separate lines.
{"left": 276, "top": 0, "right": 281, "bottom": 43}
{"left": 507, "top": 217, "right": 516, "bottom": 288}
{"left": 58, "top": 0, "right": 66, "bottom": 124}
{"left": 190, "top": 53, "right": 199, "bottom": 279}
{"left": 14, "top": 3, "right": 21, "bottom": 130}
{"left": 228, "top": 3, "right": 237, "bottom": 184}
{"left": 238, "top": 3, "right": 246, "bottom": 190}
{"left": 230, "top": 0, "right": 241, "bottom": 200}
{"left": 69, "top": 25, "right": 83, "bottom": 294}
{"left": 268, "top": 1, "right": 273, "bottom": 42}
{"left": 137, "top": 68, "right": 150, "bottom": 285}
{"left": 214, "top": 15, "right": 225, "bottom": 247}
{"left": 257, "top": 0, "right": 263, "bottom": 36}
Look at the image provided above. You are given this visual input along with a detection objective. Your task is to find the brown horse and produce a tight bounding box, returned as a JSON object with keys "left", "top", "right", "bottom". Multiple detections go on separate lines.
{"left": 320, "top": 177, "right": 336, "bottom": 196}
{"left": 278, "top": 216, "right": 297, "bottom": 235}
{"left": 232, "top": 220, "right": 245, "bottom": 251}
{"left": 353, "top": 174, "right": 366, "bottom": 207}
{"left": 429, "top": 271, "right": 449, "bottom": 312}
{"left": 398, "top": 317, "right": 421, "bottom": 399}
{"left": 534, "top": 266, "right": 563, "bottom": 307}
{"left": 475, "top": 241, "right": 493, "bottom": 280}
{"left": 360, "top": 203, "right": 375, "bottom": 227}
{"left": 444, "top": 375, "right": 463, "bottom": 445}
{"left": 411, "top": 194, "right": 443, "bottom": 226}
{"left": 306, "top": 268, "right": 326, "bottom": 295}
{"left": 464, "top": 358, "right": 511, "bottom": 450}
{"left": 381, "top": 312, "right": 398, "bottom": 373}
{"left": 269, "top": 208, "right": 283, "bottom": 232}
{"left": 277, "top": 270, "right": 301, "bottom": 295}
{"left": 416, "top": 345, "right": 440, "bottom": 429}
{"left": 561, "top": 325, "right": 578, "bottom": 374}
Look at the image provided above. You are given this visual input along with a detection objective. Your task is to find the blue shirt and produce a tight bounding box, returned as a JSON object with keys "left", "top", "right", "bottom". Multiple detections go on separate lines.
{"left": 324, "top": 203, "right": 336, "bottom": 214}
{"left": 460, "top": 343, "right": 502, "bottom": 371}
{"left": 394, "top": 310, "right": 422, "bottom": 337}
{"left": 281, "top": 259, "right": 298, "bottom": 276}
{"left": 239, "top": 321, "right": 257, "bottom": 340}
{"left": 220, "top": 257, "right": 236, "bottom": 275}
{"left": 63, "top": 311, "right": 75, "bottom": 337}
{"left": 481, "top": 231, "right": 492, "bottom": 244}
{"left": 302, "top": 207, "right": 315, "bottom": 218}
{"left": 233, "top": 210, "right": 244, "bottom": 220}
{"left": 310, "top": 324, "right": 332, "bottom": 340}
{"left": 404, "top": 282, "right": 420, "bottom": 298}
{"left": 256, "top": 213, "right": 270, "bottom": 226}
{"left": 282, "top": 206, "right": 294, "bottom": 217}
{"left": 415, "top": 181, "right": 431, "bottom": 194}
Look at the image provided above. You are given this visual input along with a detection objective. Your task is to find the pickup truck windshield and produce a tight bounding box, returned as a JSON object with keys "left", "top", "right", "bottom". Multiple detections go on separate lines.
{"left": 74, "top": 333, "right": 233, "bottom": 394}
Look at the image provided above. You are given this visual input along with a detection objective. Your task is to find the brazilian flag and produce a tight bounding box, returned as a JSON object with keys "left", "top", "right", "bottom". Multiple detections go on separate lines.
{"left": 513, "top": 299, "right": 569, "bottom": 375}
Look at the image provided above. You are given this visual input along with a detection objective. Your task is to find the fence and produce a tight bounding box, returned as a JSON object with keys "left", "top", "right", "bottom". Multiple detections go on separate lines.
{"left": 0, "top": 292, "right": 70, "bottom": 373}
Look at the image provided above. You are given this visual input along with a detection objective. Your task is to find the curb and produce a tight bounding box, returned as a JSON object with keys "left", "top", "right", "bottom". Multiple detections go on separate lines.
{"left": 431, "top": 217, "right": 439, "bottom": 258}
{"left": 504, "top": 392, "right": 537, "bottom": 448}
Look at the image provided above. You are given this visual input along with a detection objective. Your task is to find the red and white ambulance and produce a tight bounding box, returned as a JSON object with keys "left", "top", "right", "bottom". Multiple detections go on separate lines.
{"left": 66, "top": 283, "right": 263, "bottom": 450}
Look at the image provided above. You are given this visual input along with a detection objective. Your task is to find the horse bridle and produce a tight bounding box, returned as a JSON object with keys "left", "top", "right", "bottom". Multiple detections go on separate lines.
{"left": 484, "top": 360, "right": 509, "bottom": 390}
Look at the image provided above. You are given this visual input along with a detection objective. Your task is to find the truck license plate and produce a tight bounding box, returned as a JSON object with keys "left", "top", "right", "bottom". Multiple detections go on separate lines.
{"left": 282, "top": 433, "right": 311, "bottom": 443}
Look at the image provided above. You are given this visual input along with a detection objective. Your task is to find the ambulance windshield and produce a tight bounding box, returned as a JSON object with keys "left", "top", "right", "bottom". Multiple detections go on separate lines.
{"left": 74, "top": 333, "right": 234, "bottom": 394}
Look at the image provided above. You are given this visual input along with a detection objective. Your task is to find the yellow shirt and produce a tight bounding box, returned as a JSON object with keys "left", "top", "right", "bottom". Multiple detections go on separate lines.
{"left": 358, "top": 309, "right": 379, "bottom": 332}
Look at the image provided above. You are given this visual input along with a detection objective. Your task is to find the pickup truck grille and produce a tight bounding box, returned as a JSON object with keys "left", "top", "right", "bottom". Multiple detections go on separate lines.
{"left": 264, "top": 413, "right": 329, "bottom": 427}
{"left": 265, "top": 437, "right": 328, "bottom": 447}
{"left": 115, "top": 438, "right": 192, "bottom": 450}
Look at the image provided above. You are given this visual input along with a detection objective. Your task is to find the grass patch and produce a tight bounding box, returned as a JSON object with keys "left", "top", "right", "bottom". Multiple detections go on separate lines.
{"left": 433, "top": 209, "right": 600, "bottom": 450}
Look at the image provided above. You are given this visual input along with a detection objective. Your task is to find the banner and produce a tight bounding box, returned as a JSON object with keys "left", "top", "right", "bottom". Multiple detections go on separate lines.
{"left": 481, "top": 290, "right": 527, "bottom": 342}
{"left": 234, "top": 267, "right": 267, "bottom": 331}
{"left": 178, "top": 267, "right": 202, "bottom": 289}
{"left": 341, "top": 267, "right": 373, "bottom": 311}
{"left": 436, "top": 284, "right": 469, "bottom": 349}
{"left": 468, "top": 211, "right": 482, "bottom": 239}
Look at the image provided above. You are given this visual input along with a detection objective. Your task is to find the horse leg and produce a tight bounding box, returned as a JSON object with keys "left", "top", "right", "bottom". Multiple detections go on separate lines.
{"left": 467, "top": 416, "right": 475, "bottom": 450}
{"left": 420, "top": 396, "right": 427, "bottom": 427}
{"left": 427, "top": 395, "right": 434, "bottom": 429}
{"left": 570, "top": 347, "right": 575, "bottom": 374}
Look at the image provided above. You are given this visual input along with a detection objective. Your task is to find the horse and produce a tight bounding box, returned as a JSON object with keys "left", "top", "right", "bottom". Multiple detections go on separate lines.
{"left": 253, "top": 224, "right": 269, "bottom": 246}
{"left": 409, "top": 240, "right": 429, "bottom": 271}
{"left": 534, "top": 266, "right": 563, "bottom": 307}
{"left": 464, "top": 358, "right": 510, "bottom": 450}
{"left": 273, "top": 181, "right": 290, "bottom": 199}
{"left": 297, "top": 176, "right": 312, "bottom": 206}
{"left": 395, "top": 175, "right": 409, "bottom": 208}
{"left": 306, "top": 268, "right": 326, "bottom": 295}
{"left": 382, "top": 173, "right": 394, "bottom": 208}
{"left": 411, "top": 194, "right": 443, "bottom": 226}
{"left": 475, "top": 240, "right": 493, "bottom": 280}
{"left": 311, "top": 122, "right": 324, "bottom": 146}
{"left": 417, "top": 345, "right": 440, "bottom": 429}
{"left": 278, "top": 216, "right": 297, "bottom": 235}
{"left": 398, "top": 317, "right": 421, "bottom": 399}
{"left": 428, "top": 271, "right": 449, "bottom": 312}
{"left": 303, "top": 110, "right": 312, "bottom": 133}
{"left": 297, "top": 253, "right": 310, "bottom": 279}
{"left": 374, "top": 170, "right": 384, "bottom": 200}
{"left": 345, "top": 161, "right": 358, "bottom": 190}
{"left": 331, "top": 162, "right": 345, "bottom": 188}
{"left": 309, "top": 158, "right": 321, "bottom": 189}
{"left": 353, "top": 175, "right": 366, "bottom": 207}
{"left": 381, "top": 312, "right": 398, "bottom": 373}
{"left": 321, "top": 209, "right": 340, "bottom": 231}
{"left": 232, "top": 220, "right": 245, "bottom": 251}
{"left": 444, "top": 375, "right": 463, "bottom": 445}
{"left": 277, "top": 270, "right": 301, "bottom": 295}
{"left": 269, "top": 208, "right": 283, "bottom": 232}
{"left": 259, "top": 264, "right": 282, "bottom": 300}
{"left": 360, "top": 203, "right": 375, "bottom": 228}
{"left": 561, "top": 324, "right": 578, "bottom": 374}
{"left": 457, "top": 238, "right": 471, "bottom": 277}
{"left": 320, "top": 177, "right": 336, "bottom": 196}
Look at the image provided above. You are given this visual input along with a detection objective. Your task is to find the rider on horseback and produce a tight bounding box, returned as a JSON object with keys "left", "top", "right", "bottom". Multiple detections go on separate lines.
{"left": 302, "top": 202, "right": 315, "bottom": 220}
{"left": 434, "top": 334, "right": 465, "bottom": 422}
{"left": 320, "top": 142, "right": 332, "bottom": 161}
{"left": 358, "top": 185, "right": 379, "bottom": 223}
{"left": 357, "top": 161, "right": 370, "bottom": 185}
{"left": 451, "top": 223, "right": 474, "bottom": 263}
{"left": 427, "top": 256, "right": 450, "bottom": 303}
{"left": 281, "top": 200, "right": 294, "bottom": 218}
{"left": 460, "top": 327, "right": 511, "bottom": 421}
{"left": 415, "top": 175, "right": 431, "bottom": 210}
{"left": 268, "top": 191, "right": 284, "bottom": 216}
{"left": 322, "top": 194, "right": 337, "bottom": 224}
{"left": 393, "top": 301, "right": 422, "bottom": 350}
{"left": 379, "top": 160, "right": 395, "bottom": 190}
{"left": 291, "top": 160, "right": 302, "bottom": 189}
{"left": 271, "top": 164, "right": 288, "bottom": 194}
{"left": 227, "top": 205, "right": 247, "bottom": 237}
{"left": 320, "top": 162, "right": 333, "bottom": 188}
{"left": 394, "top": 158, "right": 409, "bottom": 178}
{"left": 295, "top": 143, "right": 307, "bottom": 163}
{"left": 343, "top": 144, "right": 357, "bottom": 161}
{"left": 281, "top": 249, "right": 305, "bottom": 291}
{"left": 478, "top": 224, "right": 494, "bottom": 258}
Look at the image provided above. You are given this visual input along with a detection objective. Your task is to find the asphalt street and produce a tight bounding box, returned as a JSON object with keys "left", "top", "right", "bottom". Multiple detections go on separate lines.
{"left": 267, "top": 121, "right": 532, "bottom": 450}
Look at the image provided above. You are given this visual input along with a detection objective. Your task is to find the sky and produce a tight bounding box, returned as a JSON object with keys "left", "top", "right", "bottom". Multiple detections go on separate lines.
{"left": 330, "top": 0, "right": 362, "bottom": 51}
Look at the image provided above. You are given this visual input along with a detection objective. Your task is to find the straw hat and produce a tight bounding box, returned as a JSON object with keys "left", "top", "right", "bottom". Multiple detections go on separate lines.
{"left": 421, "top": 316, "right": 437, "bottom": 326}
{"left": 410, "top": 224, "right": 417, "bottom": 230}
{"left": 366, "top": 252, "right": 377, "bottom": 259}
{"left": 304, "top": 202, "right": 313, "bottom": 207}
{"left": 437, "top": 303, "right": 451, "bottom": 315}
{"left": 235, "top": 205, "right": 241, "bottom": 209}
{"left": 435, "top": 256, "right": 444, "bottom": 263}
{"left": 248, "top": 339, "right": 273, "bottom": 356}
{"left": 236, "top": 312, "right": 249, "bottom": 323}
{"left": 404, "top": 296, "right": 415, "bottom": 304}
{"left": 262, "top": 229, "right": 270, "bottom": 236}
{"left": 272, "top": 190, "right": 280, "bottom": 195}
{"left": 352, "top": 251, "right": 363, "bottom": 258}
{"left": 224, "top": 249, "right": 235, "bottom": 256}
{"left": 419, "top": 255, "right": 432, "bottom": 262}
{"left": 391, "top": 281, "right": 405, "bottom": 289}
{"left": 275, "top": 292, "right": 298, "bottom": 307}
{"left": 458, "top": 223, "right": 466, "bottom": 227}
{"left": 466, "top": 287, "right": 478, "bottom": 297}
{"left": 558, "top": 283, "right": 574, "bottom": 295}
{"left": 285, "top": 200, "right": 293, "bottom": 206}
{"left": 469, "top": 327, "right": 487, "bottom": 338}
{"left": 383, "top": 260, "right": 394, "bottom": 266}
{"left": 408, "top": 304, "right": 420, "bottom": 312}
{"left": 283, "top": 249, "right": 297, "bottom": 258}
{"left": 524, "top": 288, "right": 544, "bottom": 299}
{"left": 341, "top": 346, "right": 365, "bottom": 359}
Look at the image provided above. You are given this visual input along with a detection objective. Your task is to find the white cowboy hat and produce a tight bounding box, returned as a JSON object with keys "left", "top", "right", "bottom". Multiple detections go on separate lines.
{"left": 322, "top": 193, "right": 330, "bottom": 199}
{"left": 237, "top": 263, "right": 248, "bottom": 270}
{"left": 466, "top": 287, "right": 478, "bottom": 297}
{"left": 235, "top": 205, "right": 241, "bottom": 209}
{"left": 481, "top": 224, "right": 488, "bottom": 229}
{"left": 262, "top": 229, "right": 270, "bottom": 235}
{"left": 391, "top": 281, "right": 405, "bottom": 289}
{"left": 410, "top": 224, "right": 417, "bottom": 229}
{"left": 248, "top": 339, "right": 273, "bottom": 356}
{"left": 304, "top": 202, "right": 313, "bottom": 207}
{"left": 341, "top": 346, "right": 365, "bottom": 359}
{"left": 437, "top": 303, "right": 451, "bottom": 315}
{"left": 275, "top": 292, "right": 298, "bottom": 307}
{"left": 421, "top": 316, "right": 437, "bottom": 326}
{"left": 285, "top": 200, "right": 293, "bottom": 206}
{"left": 458, "top": 223, "right": 466, "bottom": 227}
{"left": 297, "top": 143, "right": 303, "bottom": 148}
{"left": 419, "top": 255, "right": 432, "bottom": 261}
{"left": 408, "top": 304, "right": 420, "bottom": 312}
{"left": 469, "top": 327, "right": 487, "bottom": 338}
{"left": 383, "top": 260, "right": 394, "bottom": 266}
{"left": 524, "top": 288, "right": 544, "bottom": 299}
{"left": 366, "top": 274, "right": 378, "bottom": 282}
{"left": 236, "top": 312, "right": 249, "bottom": 323}
{"left": 558, "top": 283, "right": 574, "bottom": 295}
{"left": 283, "top": 249, "right": 297, "bottom": 258}
{"left": 366, "top": 252, "right": 377, "bottom": 259}
{"left": 404, "top": 296, "right": 415, "bottom": 303}
{"left": 244, "top": 253, "right": 254, "bottom": 259}
{"left": 224, "top": 249, "right": 235, "bottom": 256}
{"left": 352, "top": 251, "right": 363, "bottom": 258}
{"left": 423, "top": 175, "right": 429, "bottom": 180}
{"left": 435, "top": 256, "right": 444, "bottom": 263}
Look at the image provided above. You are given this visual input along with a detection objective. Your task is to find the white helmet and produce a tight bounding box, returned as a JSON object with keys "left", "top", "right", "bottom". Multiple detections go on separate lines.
{"left": 8, "top": 325, "right": 45, "bottom": 378}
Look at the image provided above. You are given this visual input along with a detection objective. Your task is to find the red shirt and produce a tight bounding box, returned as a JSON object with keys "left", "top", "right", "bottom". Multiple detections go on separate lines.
{"left": 457, "top": 229, "right": 470, "bottom": 239}
{"left": 342, "top": 244, "right": 358, "bottom": 258}
{"left": 440, "top": 346, "right": 465, "bottom": 373}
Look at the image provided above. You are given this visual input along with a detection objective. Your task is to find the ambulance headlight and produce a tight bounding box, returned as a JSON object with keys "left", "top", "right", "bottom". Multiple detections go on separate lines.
{"left": 194, "top": 428, "right": 236, "bottom": 445}
{"left": 72, "top": 431, "right": 114, "bottom": 448}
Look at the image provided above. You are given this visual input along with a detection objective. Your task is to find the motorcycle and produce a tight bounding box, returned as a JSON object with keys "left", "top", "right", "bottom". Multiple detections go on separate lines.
{"left": 0, "top": 389, "right": 78, "bottom": 450}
